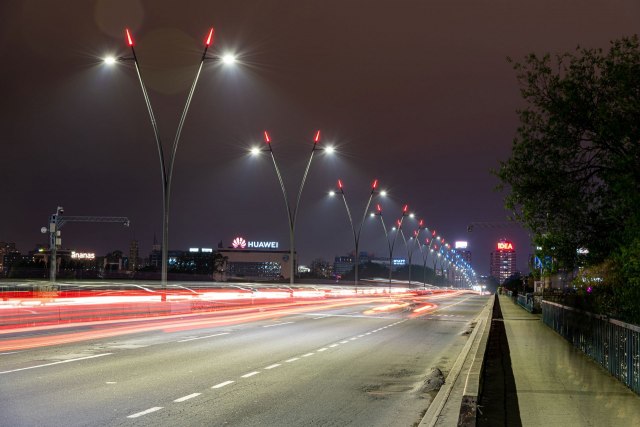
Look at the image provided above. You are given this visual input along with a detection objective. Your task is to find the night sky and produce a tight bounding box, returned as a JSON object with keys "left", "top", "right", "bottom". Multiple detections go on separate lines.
{"left": 1, "top": 0, "right": 638, "bottom": 275}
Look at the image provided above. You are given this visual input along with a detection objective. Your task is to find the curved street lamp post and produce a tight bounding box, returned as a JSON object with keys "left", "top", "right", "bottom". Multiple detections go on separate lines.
{"left": 373, "top": 204, "right": 409, "bottom": 289}
{"left": 256, "top": 131, "right": 329, "bottom": 285}
{"left": 330, "top": 179, "right": 380, "bottom": 291}
{"left": 108, "top": 28, "right": 231, "bottom": 299}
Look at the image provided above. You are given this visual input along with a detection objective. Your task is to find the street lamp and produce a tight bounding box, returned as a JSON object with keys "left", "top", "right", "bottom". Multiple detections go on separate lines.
{"left": 330, "top": 178, "right": 380, "bottom": 291}
{"left": 106, "top": 27, "right": 233, "bottom": 299}
{"left": 253, "top": 130, "right": 332, "bottom": 284}
{"left": 398, "top": 217, "right": 422, "bottom": 286}
{"left": 373, "top": 203, "right": 409, "bottom": 288}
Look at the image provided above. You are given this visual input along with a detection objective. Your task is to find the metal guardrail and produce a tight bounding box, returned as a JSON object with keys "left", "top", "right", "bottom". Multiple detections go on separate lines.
{"left": 517, "top": 294, "right": 533, "bottom": 312}
{"left": 542, "top": 300, "right": 640, "bottom": 394}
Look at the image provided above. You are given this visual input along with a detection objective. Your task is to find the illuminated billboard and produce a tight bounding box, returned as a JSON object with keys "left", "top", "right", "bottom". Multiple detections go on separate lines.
{"left": 455, "top": 241, "right": 468, "bottom": 249}
{"left": 496, "top": 240, "right": 514, "bottom": 251}
{"left": 232, "top": 236, "right": 279, "bottom": 250}
{"left": 71, "top": 251, "right": 95, "bottom": 260}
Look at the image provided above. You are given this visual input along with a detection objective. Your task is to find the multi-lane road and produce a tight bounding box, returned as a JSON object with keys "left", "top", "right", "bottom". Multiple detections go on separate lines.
{"left": 1, "top": 290, "right": 488, "bottom": 426}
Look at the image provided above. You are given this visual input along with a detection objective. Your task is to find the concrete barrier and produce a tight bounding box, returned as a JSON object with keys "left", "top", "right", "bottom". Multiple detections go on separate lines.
{"left": 419, "top": 294, "right": 494, "bottom": 427}
{"left": 457, "top": 295, "right": 494, "bottom": 425}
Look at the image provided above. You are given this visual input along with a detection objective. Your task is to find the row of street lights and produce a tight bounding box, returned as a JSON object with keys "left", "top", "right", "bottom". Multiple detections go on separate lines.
{"left": 99, "top": 27, "right": 476, "bottom": 291}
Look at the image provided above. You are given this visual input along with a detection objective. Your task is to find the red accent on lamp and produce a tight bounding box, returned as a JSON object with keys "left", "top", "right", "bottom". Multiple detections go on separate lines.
{"left": 125, "top": 28, "right": 134, "bottom": 46}
{"left": 205, "top": 28, "right": 214, "bottom": 46}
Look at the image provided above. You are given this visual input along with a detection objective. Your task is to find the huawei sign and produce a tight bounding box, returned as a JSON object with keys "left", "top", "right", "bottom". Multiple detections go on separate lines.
{"left": 231, "top": 236, "right": 280, "bottom": 249}
{"left": 232, "top": 237, "right": 247, "bottom": 249}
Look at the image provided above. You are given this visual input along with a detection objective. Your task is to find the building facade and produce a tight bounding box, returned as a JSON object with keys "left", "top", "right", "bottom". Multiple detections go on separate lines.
{"left": 218, "top": 249, "right": 294, "bottom": 281}
{"left": 489, "top": 239, "right": 517, "bottom": 284}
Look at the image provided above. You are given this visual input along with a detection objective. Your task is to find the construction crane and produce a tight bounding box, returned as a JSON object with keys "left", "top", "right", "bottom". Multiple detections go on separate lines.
{"left": 43, "top": 206, "right": 130, "bottom": 282}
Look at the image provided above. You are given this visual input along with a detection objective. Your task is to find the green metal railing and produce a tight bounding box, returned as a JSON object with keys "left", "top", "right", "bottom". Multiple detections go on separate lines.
{"left": 542, "top": 300, "right": 640, "bottom": 394}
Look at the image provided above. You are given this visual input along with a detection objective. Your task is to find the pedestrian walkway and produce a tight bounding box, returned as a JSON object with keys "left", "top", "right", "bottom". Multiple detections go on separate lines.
{"left": 499, "top": 294, "right": 640, "bottom": 427}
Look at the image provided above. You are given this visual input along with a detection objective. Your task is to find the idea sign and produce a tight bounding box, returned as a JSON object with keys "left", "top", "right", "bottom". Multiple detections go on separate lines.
{"left": 497, "top": 241, "right": 514, "bottom": 251}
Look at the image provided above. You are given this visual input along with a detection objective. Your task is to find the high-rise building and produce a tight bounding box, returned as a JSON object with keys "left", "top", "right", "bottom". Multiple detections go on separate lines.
{"left": 129, "top": 240, "right": 139, "bottom": 271}
{"left": 149, "top": 234, "right": 162, "bottom": 268}
{"left": 454, "top": 241, "right": 472, "bottom": 264}
{"left": 453, "top": 241, "right": 472, "bottom": 287}
{"left": 0, "top": 242, "right": 17, "bottom": 273}
{"left": 490, "top": 238, "right": 517, "bottom": 284}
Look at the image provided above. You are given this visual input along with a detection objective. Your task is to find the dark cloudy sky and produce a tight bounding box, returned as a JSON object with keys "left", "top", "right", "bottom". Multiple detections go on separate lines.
{"left": 0, "top": 0, "right": 638, "bottom": 275}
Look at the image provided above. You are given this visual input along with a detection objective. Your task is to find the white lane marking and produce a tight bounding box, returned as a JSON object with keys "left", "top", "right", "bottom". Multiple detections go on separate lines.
{"left": 263, "top": 322, "right": 294, "bottom": 328}
{"left": 357, "top": 335, "right": 365, "bottom": 338}
{"left": 312, "top": 316, "right": 327, "bottom": 320}
{"left": 285, "top": 357, "right": 299, "bottom": 363}
{"left": 302, "top": 353, "right": 314, "bottom": 357}
{"left": 317, "top": 348, "right": 328, "bottom": 352}
{"left": 365, "top": 332, "right": 371, "bottom": 335}
{"left": 350, "top": 337, "right": 357, "bottom": 341}
{"left": 0, "top": 353, "right": 112, "bottom": 375}
{"left": 265, "top": 363, "right": 281, "bottom": 370}
{"left": 0, "top": 351, "right": 20, "bottom": 356}
{"left": 174, "top": 393, "right": 201, "bottom": 402}
{"left": 127, "top": 407, "right": 163, "bottom": 418}
{"left": 241, "top": 371, "right": 260, "bottom": 378}
{"left": 329, "top": 344, "right": 339, "bottom": 348}
{"left": 212, "top": 380, "right": 234, "bottom": 389}
{"left": 177, "top": 332, "right": 229, "bottom": 343}
{"left": 106, "top": 381, "right": 117, "bottom": 384}
{"left": 306, "top": 313, "right": 388, "bottom": 319}
{"left": 339, "top": 340, "right": 349, "bottom": 344}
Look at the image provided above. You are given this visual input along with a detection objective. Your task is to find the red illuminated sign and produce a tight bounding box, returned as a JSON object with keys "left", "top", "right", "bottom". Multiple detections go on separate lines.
{"left": 497, "top": 241, "right": 514, "bottom": 251}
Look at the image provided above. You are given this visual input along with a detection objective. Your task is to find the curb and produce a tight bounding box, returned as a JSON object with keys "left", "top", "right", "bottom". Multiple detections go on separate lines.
{"left": 419, "top": 295, "right": 495, "bottom": 427}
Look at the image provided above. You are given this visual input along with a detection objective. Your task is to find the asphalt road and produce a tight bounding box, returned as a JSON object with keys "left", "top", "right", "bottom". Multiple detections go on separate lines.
{"left": 0, "top": 293, "right": 489, "bottom": 426}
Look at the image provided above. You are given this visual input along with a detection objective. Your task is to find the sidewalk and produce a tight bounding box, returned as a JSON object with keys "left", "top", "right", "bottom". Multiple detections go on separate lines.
{"left": 499, "top": 294, "right": 640, "bottom": 427}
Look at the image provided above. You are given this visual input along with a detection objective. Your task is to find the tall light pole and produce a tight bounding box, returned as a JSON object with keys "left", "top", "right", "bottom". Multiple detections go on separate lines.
{"left": 398, "top": 217, "right": 420, "bottom": 286}
{"left": 254, "top": 131, "right": 332, "bottom": 285}
{"left": 373, "top": 203, "right": 409, "bottom": 287}
{"left": 418, "top": 236, "right": 432, "bottom": 289}
{"left": 329, "top": 179, "right": 380, "bottom": 291}
{"left": 106, "top": 28, "right": 231, "bottom": 299}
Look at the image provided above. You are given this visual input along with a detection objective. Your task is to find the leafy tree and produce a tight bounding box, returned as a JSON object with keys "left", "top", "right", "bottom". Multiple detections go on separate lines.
{"left": 496, "top": 36, "right": 640, "bottom": 271}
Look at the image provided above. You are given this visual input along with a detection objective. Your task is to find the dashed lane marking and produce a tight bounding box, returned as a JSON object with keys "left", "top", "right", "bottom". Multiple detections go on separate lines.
{"left": 212, "top": 380, "right": 234, "bottom": 389}
{"left": 174, "top": 393, "right": 201, "bottom": 402}
{"left": 123, "top": 319, "right": 410, "bottom": 421}
{"left": 127, "top": 407, "right": 163, "bottom": 418}
{"left": 177, "top": 332, "right": 230, "bottom": 343}
{"left": 265, "top": 363, "right": 281, "bottom": 370}
{"left": 263, "top": 322, "right": 294, "bottom": 328}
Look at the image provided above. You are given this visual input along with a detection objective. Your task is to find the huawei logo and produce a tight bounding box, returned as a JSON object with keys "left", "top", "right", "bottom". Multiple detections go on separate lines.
{"left": 232, "top": 237, "right": 247, "bottom": 249}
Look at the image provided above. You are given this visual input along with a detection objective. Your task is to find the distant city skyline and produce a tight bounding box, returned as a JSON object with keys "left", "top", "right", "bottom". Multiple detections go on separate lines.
{"left": 1, "top": 1, "right": 637, "bottom": 276}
